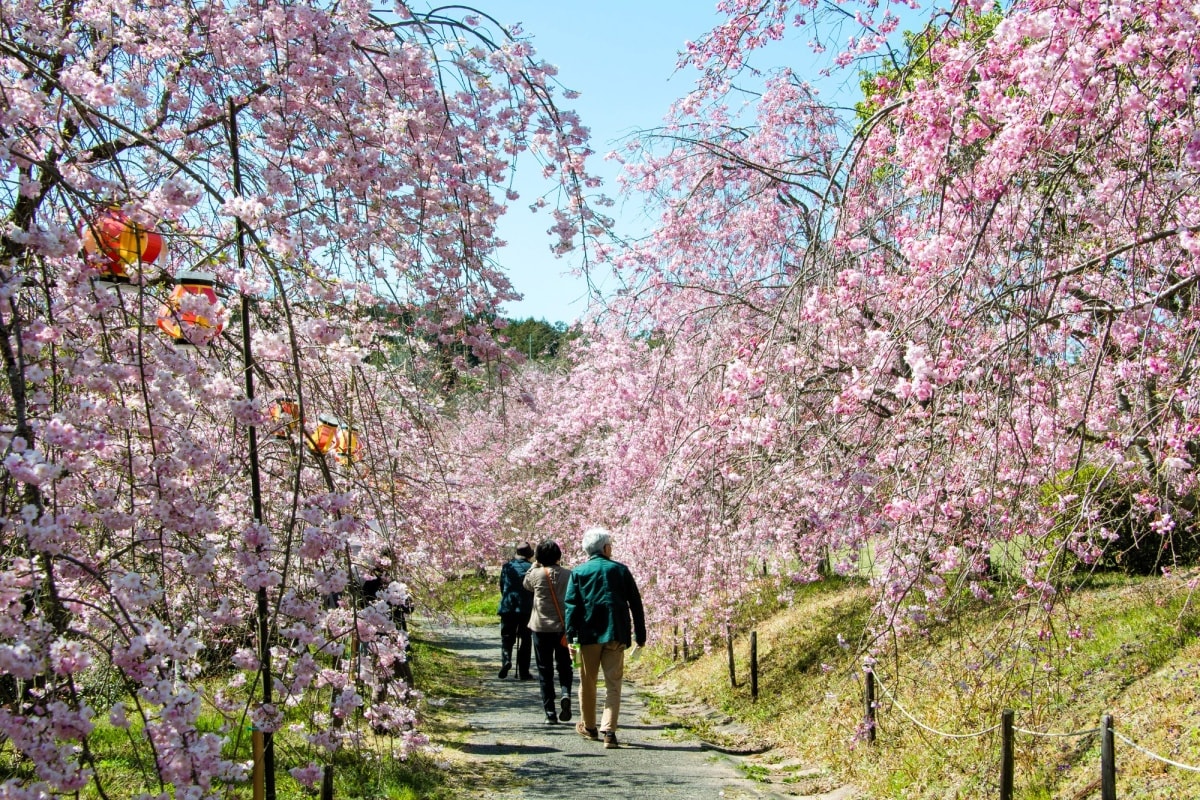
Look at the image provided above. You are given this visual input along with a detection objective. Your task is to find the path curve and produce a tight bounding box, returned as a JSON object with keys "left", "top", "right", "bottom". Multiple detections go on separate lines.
{"left": 426, "top": 622, "right": 790, "bottom": 799}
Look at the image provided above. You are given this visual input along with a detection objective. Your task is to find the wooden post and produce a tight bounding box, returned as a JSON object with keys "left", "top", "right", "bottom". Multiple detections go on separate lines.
{"left": 750, "top": 631, "right": 758, "bottom": 701}
{"left": 321, "top": 764, "right": 334, "bottom": 800}
{"left": 726, "top": 625, "right": 737, "bottom": 688}
{"left": 864, "top": 669, "right": 876, "bottom": 744}
{"left": 252, "top": 729, "right": 265, "bottom": 800}
{"left": 999, "top": 709, "right": 1014, "bottom": 800}
{"left": 1101, "top": 714, "right": 1116, "bottom": 800}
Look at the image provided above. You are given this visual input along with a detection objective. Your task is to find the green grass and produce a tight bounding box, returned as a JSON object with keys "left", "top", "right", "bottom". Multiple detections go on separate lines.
{"left": 738, "top": 762, "right": 771, "bottom": 782}
{"left": 34, "top": 699, "right": 457, "bottom": 800}
{"left": 631, "top": 569, "right": 1200, "bottom": 799}
{"left": 0, "top": 616, "right": 491, "bottom": 799}
{"left": 436, "top": 573, "right": 500, "bottom": 623}
{"left": 12, "top": 570, "right": 1200, "bottom": 799}
{"left": 409, "top": 633, "right": 486, "bottom": 713}
{"left": 0, "top": 574, "right": 504, "bottom": 798}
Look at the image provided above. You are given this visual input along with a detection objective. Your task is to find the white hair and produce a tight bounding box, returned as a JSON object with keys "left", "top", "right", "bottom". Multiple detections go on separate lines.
{"left": 581, "top": 527, "right": 613, "bottom": 556}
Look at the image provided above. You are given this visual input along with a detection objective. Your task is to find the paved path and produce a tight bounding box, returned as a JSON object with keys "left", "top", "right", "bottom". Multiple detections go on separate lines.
{"left": 427, "top": 623, "right": 790, "bottom": 799}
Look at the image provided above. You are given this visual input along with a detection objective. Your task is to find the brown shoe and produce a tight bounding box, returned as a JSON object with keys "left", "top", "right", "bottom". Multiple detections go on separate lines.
{"left": 603, "top": 730, "right": 618, "bottom": 749}
{"left": 575, "top": 721, "right": 598, "bottom": 740}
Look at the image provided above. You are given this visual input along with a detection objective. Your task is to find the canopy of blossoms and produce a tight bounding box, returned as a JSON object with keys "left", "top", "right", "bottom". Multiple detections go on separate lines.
{"left": 463, "top": 0, "right": 1200, "bottom": 652}
{"left": 0, "top": 0, "right": 602, "bottom": 795}
{"left": 5, "top": 0, "right": 1200, "bottom": 794}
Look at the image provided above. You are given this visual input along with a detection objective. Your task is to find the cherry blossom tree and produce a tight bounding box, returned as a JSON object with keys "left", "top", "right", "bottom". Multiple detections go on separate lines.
{"left": 0, "top": 0, "right": 601, "bottom": 795}
{"left": 479, "top": 0, "right": 1200, "bottom": 660}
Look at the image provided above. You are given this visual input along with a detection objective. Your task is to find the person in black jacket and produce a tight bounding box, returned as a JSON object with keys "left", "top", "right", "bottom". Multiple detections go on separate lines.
{"left": 497, "top": 541, "right": 535, "bottom": 679}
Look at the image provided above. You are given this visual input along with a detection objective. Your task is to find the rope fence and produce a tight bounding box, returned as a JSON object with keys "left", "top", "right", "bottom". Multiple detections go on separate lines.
{"left": 1113, "top": 730, "right": 1200, "bottom": 774}
{"left": 872, "top": 671, "right": 1001, "bottom": 739}
{"left": 720, "top": 628, "right": 1197, "bottom": 797}
{"left": 863, "top": 667, "right": 1200, "bottom": 800}
{"left": 1014, "top": 724, "right": 1102, "bottom": 738}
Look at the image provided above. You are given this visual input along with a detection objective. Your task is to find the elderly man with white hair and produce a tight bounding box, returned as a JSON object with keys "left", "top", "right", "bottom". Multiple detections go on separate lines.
{"left": 564, "top": 527, "right": 647, "bottom": 749}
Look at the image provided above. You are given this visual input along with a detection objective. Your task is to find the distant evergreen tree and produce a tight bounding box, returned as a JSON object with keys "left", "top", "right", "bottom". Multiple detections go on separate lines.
{"left": 504, "top": 317, "right": 569, "bottom": 361}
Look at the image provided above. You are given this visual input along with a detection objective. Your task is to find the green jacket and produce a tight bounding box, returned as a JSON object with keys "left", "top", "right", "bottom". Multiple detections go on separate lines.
{"left": 564, "top": 554, "right": 646, "bottom": 648}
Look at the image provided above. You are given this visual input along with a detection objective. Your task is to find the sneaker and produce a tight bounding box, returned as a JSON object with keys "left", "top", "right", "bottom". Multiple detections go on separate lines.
{"left": 544, "top": 713, "right": 558, "bottom": 725}
{"left": 603, "top": 730, "right": 618, "bottom": 749}
{"left": 575, "top": 721, "right": 598, "bottom": 740}
{"left": 559, "top": 696, "right": 572, "bottom": 722}
{"left": 498, "top": 665, "right": 510, "bottom": 679}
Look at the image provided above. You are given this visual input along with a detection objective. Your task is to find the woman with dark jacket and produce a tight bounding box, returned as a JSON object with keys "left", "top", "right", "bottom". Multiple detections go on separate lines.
{"left": 523, "top": 540, "right": 574, "bottom": 723}
{"left": 497, "top": 542, "right": 535, "bottom": 679}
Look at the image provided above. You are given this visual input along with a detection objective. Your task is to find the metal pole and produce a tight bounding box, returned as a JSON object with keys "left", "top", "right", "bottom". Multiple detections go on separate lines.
{"left": 999, "top": 709, "right": 1014, "bottom": 800}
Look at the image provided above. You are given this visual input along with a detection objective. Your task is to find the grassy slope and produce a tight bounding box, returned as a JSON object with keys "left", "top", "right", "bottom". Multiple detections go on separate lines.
{"left": 631, "top": 573, "right": 1200, "bottom": 799}
{"left": 14, "top": 574, "right": 1196, "bottom": 798}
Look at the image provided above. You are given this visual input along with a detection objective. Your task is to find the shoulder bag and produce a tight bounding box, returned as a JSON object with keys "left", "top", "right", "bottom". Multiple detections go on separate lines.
{"left": 545, "top": 568, "right": 569, "bottom": 649}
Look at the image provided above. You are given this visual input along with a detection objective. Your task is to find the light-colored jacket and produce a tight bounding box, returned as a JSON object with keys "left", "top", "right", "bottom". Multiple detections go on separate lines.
{"left": 523, "top": 564, "right": 572, "bottom": 633}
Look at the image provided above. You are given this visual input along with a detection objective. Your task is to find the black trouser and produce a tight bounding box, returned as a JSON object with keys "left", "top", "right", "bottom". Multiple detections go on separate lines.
{"left": 532, "top": 630, "right": 573, "bottom": 714}
{"left": 500, "top": 613, "right": 532, "bottom": 677}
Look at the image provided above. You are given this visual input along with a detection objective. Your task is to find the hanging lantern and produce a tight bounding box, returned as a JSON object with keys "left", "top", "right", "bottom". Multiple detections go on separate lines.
{"left": 334, "top": 424, "right": 363, "bottom": 465}
{"left": 269, "top": 398, "right": 299, "bottom": 439}
{"left": 306, "top": 414, "right": 341, "bottom": 454}
{"left": 81, "top": 207, "right": 164, "bottom": 291}
{"left": 156, "top": 271, "right": 225, "bottom": 346}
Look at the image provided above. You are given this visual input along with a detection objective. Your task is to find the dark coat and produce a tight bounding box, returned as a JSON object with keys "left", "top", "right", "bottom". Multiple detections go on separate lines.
{"left": 564, "top": 554, "right": 646, "bottom": 648}
{"left": 497, "top": 556, "right": 533, "bottom": 618}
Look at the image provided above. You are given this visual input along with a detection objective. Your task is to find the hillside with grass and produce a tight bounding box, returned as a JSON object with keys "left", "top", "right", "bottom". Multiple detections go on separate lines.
{"left": 627, "top": 572, "right": 1200, "bottom": 799}
{"left": 21, "top": 570, "right": 1194, "bottom": 800}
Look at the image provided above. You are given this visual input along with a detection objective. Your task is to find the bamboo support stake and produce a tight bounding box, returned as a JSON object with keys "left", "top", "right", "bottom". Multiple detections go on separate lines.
{"left": 252, "top": 729, "right": 265, "bottom": 800}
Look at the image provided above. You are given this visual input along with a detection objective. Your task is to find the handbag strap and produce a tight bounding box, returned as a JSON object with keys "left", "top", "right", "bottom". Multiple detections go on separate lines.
{"left": 545, "top": 567, "right": 566, "bottom": 628}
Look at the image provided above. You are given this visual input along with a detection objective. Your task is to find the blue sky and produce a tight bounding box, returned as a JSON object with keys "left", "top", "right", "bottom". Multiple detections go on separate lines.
{"left": 479, "top": 1, "right": 881, "bottom": 324}
{"left": 483, "top": 1, "right": 728, "bottom": 324}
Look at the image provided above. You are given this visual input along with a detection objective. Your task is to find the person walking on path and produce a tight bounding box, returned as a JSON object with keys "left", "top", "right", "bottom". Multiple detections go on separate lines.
{"left": 564, "top": 527, "right": 646, "bottom": 749}
{"left": 497, "top": 541, "right": 535, "bottom": 680}
{"left": 523, "top": 540, "right": 575, "bottom": 724}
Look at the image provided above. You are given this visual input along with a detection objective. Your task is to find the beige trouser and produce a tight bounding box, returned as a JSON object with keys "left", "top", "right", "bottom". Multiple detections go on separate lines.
{"left": 578, "top": 641, "right": 626, "bottom": 732}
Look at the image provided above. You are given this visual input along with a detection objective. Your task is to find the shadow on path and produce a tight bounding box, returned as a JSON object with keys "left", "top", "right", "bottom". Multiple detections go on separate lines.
{"left": 425, "top": 622, "right": 791, "bottom": 799}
